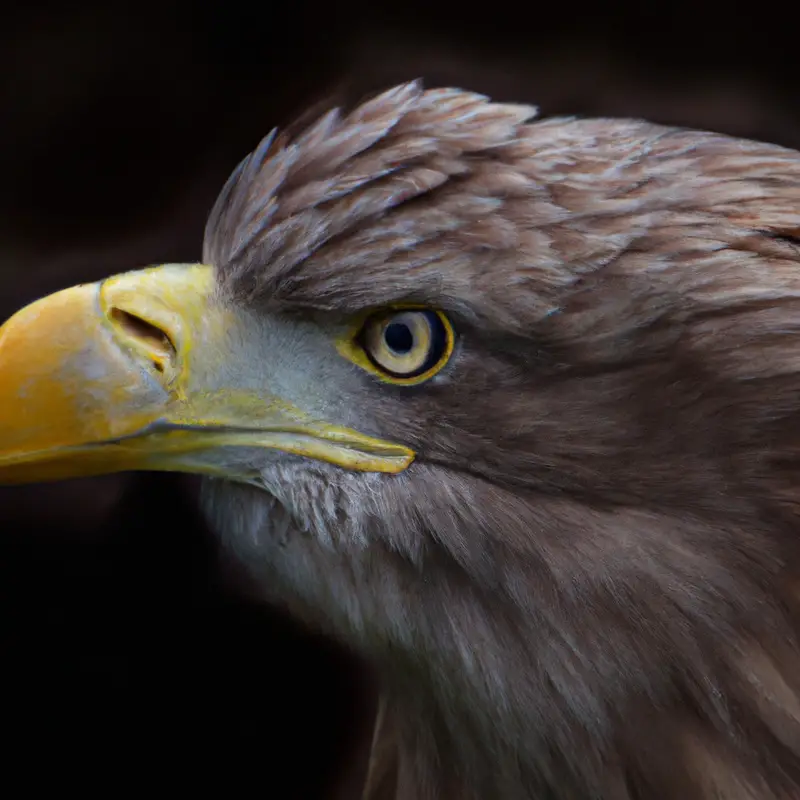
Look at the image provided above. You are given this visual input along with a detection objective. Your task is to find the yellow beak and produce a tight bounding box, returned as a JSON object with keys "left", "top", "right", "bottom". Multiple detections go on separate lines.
{"left": 0, "top": 263, "right": 414, "bottom": 485}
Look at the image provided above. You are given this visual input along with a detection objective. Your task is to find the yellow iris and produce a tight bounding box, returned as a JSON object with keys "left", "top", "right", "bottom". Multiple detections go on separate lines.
{"left": 337, "top": 308, "right": 455, "bottom": 385}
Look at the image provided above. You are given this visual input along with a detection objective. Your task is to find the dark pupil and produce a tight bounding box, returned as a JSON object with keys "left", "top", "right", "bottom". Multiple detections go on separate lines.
{"left": 384, "top": 321, "right": 414, "bottom": 354}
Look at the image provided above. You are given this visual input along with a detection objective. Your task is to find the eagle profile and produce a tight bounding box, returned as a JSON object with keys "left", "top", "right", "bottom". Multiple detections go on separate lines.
{"left": 2, "top": 81, "right": 800, "bottom": 799}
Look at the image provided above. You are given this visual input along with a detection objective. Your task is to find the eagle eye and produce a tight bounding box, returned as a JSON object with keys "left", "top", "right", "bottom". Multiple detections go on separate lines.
{"left": 352, "top": 308, "right": 454, "bottom": 385}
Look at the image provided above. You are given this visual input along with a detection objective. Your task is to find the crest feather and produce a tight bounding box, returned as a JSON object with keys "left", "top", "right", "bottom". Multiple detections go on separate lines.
{"left": 202, "top": 81, "right": 538, "bottom": 302}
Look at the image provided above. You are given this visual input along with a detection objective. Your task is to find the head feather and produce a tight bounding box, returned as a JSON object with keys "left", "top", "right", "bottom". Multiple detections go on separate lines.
{"left": 204, "top": 82, "right": 800, "bottom": 339}
{"left": 201, "top": 84, "right": 800, "bottom": 799}
{"left": 203, "top": 81, "right": 543, "bottom": 317}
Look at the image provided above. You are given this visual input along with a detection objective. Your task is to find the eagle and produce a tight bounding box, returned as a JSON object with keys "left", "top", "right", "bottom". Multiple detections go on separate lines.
{"left": 2, "top": 81, "right": 800, "bottom": 799}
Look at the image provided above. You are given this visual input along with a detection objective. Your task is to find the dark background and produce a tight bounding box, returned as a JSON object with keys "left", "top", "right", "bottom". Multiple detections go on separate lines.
{"left": 1, "top": 3, "right": 799, "bottom": 796}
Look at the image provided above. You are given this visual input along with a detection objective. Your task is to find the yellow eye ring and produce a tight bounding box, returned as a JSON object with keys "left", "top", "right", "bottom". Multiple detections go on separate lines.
{"left": 337, "top": 308, "right": 455, "bottom": 385}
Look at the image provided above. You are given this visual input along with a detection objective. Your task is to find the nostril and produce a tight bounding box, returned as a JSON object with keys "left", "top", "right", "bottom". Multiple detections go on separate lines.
{"left": 109, "top": 308, "right": 176, "bottom": 372}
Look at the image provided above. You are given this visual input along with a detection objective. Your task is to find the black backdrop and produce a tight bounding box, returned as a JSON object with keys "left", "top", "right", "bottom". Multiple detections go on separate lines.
{"left": 1, "top": 3, "right": 799, "bottom": 796}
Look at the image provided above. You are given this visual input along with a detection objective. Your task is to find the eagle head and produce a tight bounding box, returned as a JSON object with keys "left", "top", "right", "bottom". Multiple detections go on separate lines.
{"left": 2, "top": 82, "right": 800, "bottom": 798}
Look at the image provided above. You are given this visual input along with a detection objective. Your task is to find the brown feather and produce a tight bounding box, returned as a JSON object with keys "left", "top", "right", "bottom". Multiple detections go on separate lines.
{"left": 201, "top": 83, "right": 800, "bottom": 798}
